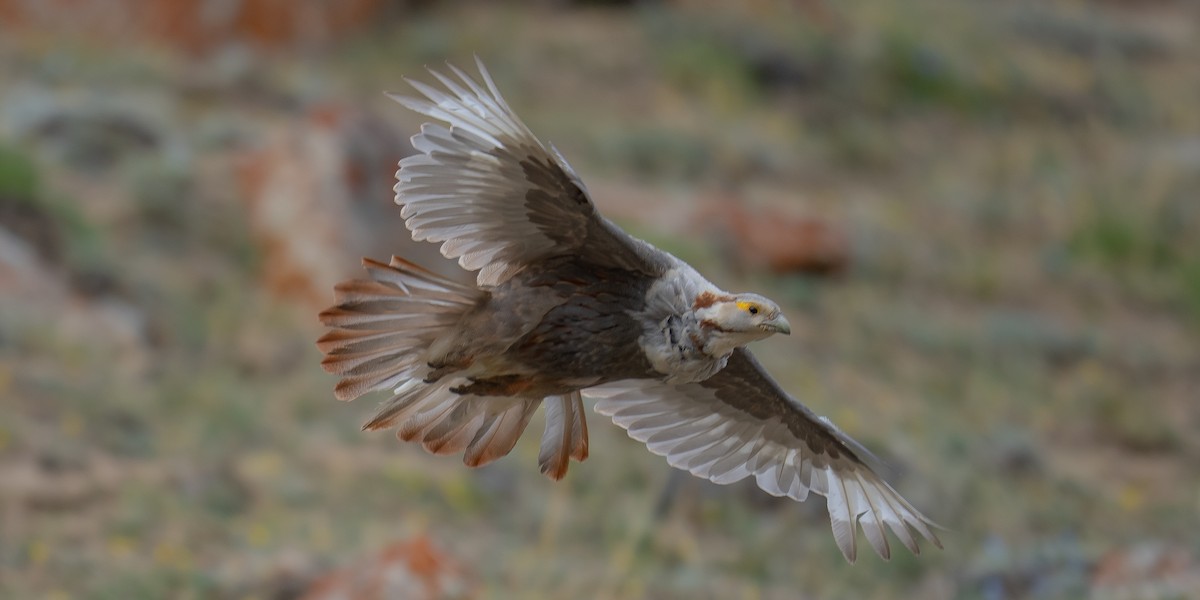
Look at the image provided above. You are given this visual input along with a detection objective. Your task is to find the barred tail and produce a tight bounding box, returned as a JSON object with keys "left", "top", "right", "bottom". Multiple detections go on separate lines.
{"left": 318, "top": 257, "right": 576, "bottom": 472}
{"left": 318, "top": 256, "right": 480, "bottom": 402}
{"left": 316, "top": 256, "right": 583, "bottom": 472}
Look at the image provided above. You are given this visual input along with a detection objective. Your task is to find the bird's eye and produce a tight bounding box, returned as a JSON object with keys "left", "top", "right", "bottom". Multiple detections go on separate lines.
{"left": 748, "top": 305, "right": 759, "bottom": 315}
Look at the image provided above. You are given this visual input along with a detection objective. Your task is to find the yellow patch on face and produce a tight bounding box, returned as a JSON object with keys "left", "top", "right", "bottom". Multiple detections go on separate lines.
{"left": 736, "top": 301, "right": 760, "bottom": 314}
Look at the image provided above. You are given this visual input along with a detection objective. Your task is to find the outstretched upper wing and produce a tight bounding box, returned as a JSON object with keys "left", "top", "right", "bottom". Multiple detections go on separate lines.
{"left": 390, "top": 58, "right": 666, "bottom": 287}
{"left": 588, "top": 348, "right": 942, "bottom": 563}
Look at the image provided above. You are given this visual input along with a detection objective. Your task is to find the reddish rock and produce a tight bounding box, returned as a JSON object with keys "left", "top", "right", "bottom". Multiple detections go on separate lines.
{"left": 0, "top": 0, "right": 400, "bottom": 54}
{"left": 696, "top": 198, "right": 850, "bottom": 277}
{"left": 236, "top": 104, "right": 460, "bottom": 311}
{"left": 1091, "top": 543, "right": 1199, "bottom": 597}
{"left": 301, "top": 535, "right": 473, "bottom": 600}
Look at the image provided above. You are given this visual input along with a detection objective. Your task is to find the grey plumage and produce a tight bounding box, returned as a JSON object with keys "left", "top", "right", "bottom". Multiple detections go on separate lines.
{"left": 319, "top": 58, "right": 941, "bottom": 562}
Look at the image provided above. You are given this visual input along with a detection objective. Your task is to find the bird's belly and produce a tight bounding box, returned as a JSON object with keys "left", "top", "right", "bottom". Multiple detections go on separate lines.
{"left": 504, "top": 296, "right": 656, "bottom": 385}
{"left": 441, "top": 261, "right": 661, "bottom": 396}
{"left": 454, "top": 326, "right": 649, "bottom": 399}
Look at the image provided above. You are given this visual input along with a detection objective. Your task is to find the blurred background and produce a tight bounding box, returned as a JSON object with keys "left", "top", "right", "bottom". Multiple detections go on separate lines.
{"left": 1, "top": 1, "right": 1198, "bottom": 598}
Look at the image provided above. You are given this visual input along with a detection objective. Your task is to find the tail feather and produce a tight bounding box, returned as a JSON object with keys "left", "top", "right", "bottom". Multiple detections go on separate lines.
{"left": 318, "top": 307, "right": 453, "bottom": 331}
{"left": 538, "top": 392, "right": 590, "bottom": 480}
{"left": 408, "top": 394, "right": 539, "bottom": 465}
{"left": 539, "top": 395, "right": 572, "bottom": 479}
{"left": 426, "top": 414, "right": 487, "bottom": 456}
{"left": 464, "top": 402, "right": 539, "bottom": 467}
{"left": 335, "top": 370, "right": 411, "bottom": 404}
{"left": 317, "top": 329, "right": 429, "bottom": 355}
{"left": 319, "top": 257, "right": 479, "bottom": 403}
{"left": 360, "top": 380, "right": 437, "bottom": 431}
{"left": 568, "top": 393, "right": 589, "bottom": 462}
{"left": 320, "top": 314, "right": 457, "bottom": 340}
{"left": 321, "top": 349, "right": 416, "bottom": 377}
{"left": 375, "top": 388, "right": 540, "bottom": 467}
{"left": 319, "top": 255, "right": 586, "bottom": 475}
{"left": 399, "top": 399, "right": 461, "bottom": 442}
{"left": 423, "top": 404, "right": 486, "bottom": 455}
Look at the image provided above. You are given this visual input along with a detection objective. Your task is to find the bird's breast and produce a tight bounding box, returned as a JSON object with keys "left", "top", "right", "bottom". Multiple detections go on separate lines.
{"left": 633, "top": 265, "right": 731, "bottom": 384}
{"left": 639, "top": 312, "right": 730, "bottom": 384}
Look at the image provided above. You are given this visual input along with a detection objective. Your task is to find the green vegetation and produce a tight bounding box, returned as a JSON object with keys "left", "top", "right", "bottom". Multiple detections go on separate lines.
{"left": 0, "top": 144, "right": 41, "bottom": 199}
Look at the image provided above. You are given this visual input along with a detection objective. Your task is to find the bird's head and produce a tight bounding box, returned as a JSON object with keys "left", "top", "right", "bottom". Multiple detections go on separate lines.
{"left": 694, "top": 292, "right": 790, "bottom": 355}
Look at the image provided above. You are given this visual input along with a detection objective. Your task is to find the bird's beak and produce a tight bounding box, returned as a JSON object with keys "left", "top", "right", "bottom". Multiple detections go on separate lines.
{"left": 762, "top": 313, "right": 791, "bottom": 335}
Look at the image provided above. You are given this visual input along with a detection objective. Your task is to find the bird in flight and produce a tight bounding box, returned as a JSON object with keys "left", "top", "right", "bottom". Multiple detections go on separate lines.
{"left": 318, "top": 59, "right": 941, "bottom": 562}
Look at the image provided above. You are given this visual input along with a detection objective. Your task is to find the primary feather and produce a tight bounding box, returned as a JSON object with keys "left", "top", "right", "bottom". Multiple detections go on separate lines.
{"left": 319, "top": 59, "right": 941, "bottom": 562}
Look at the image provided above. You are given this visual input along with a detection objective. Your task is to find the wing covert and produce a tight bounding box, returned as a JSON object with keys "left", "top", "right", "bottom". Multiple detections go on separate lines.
{"left": 588, "top": 348, "right": 941, "bottom": 562}
{"left": 391, "top": 58, "right": 665, "bottom": 287}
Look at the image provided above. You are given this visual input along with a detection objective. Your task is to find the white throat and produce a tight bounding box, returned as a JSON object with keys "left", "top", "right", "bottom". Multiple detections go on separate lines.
{"left": 700, "top": 329, "right": 765, "bottom": 358}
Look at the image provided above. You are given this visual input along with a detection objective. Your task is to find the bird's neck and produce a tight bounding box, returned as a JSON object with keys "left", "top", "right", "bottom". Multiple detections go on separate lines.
{"left": 694, "top": 322, "right": 764, "bottom": 359}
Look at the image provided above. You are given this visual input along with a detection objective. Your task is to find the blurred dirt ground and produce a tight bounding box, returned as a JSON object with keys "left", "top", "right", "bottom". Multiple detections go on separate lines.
{"left": 1, "top": 1, "right": 1199, "bottom": 598}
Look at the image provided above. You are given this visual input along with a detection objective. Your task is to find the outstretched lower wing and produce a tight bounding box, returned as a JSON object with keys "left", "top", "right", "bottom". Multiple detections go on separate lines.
{"left": 588, "top": 348, "right": 942, "bottom": 563}
{"left": 390, "top": 58, "right": 666, "bottom": 287}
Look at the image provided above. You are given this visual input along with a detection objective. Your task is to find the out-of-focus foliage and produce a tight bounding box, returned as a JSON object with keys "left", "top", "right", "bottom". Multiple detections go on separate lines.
{"left": 1, "top": 1, "right": 1198, "bottom": 599}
